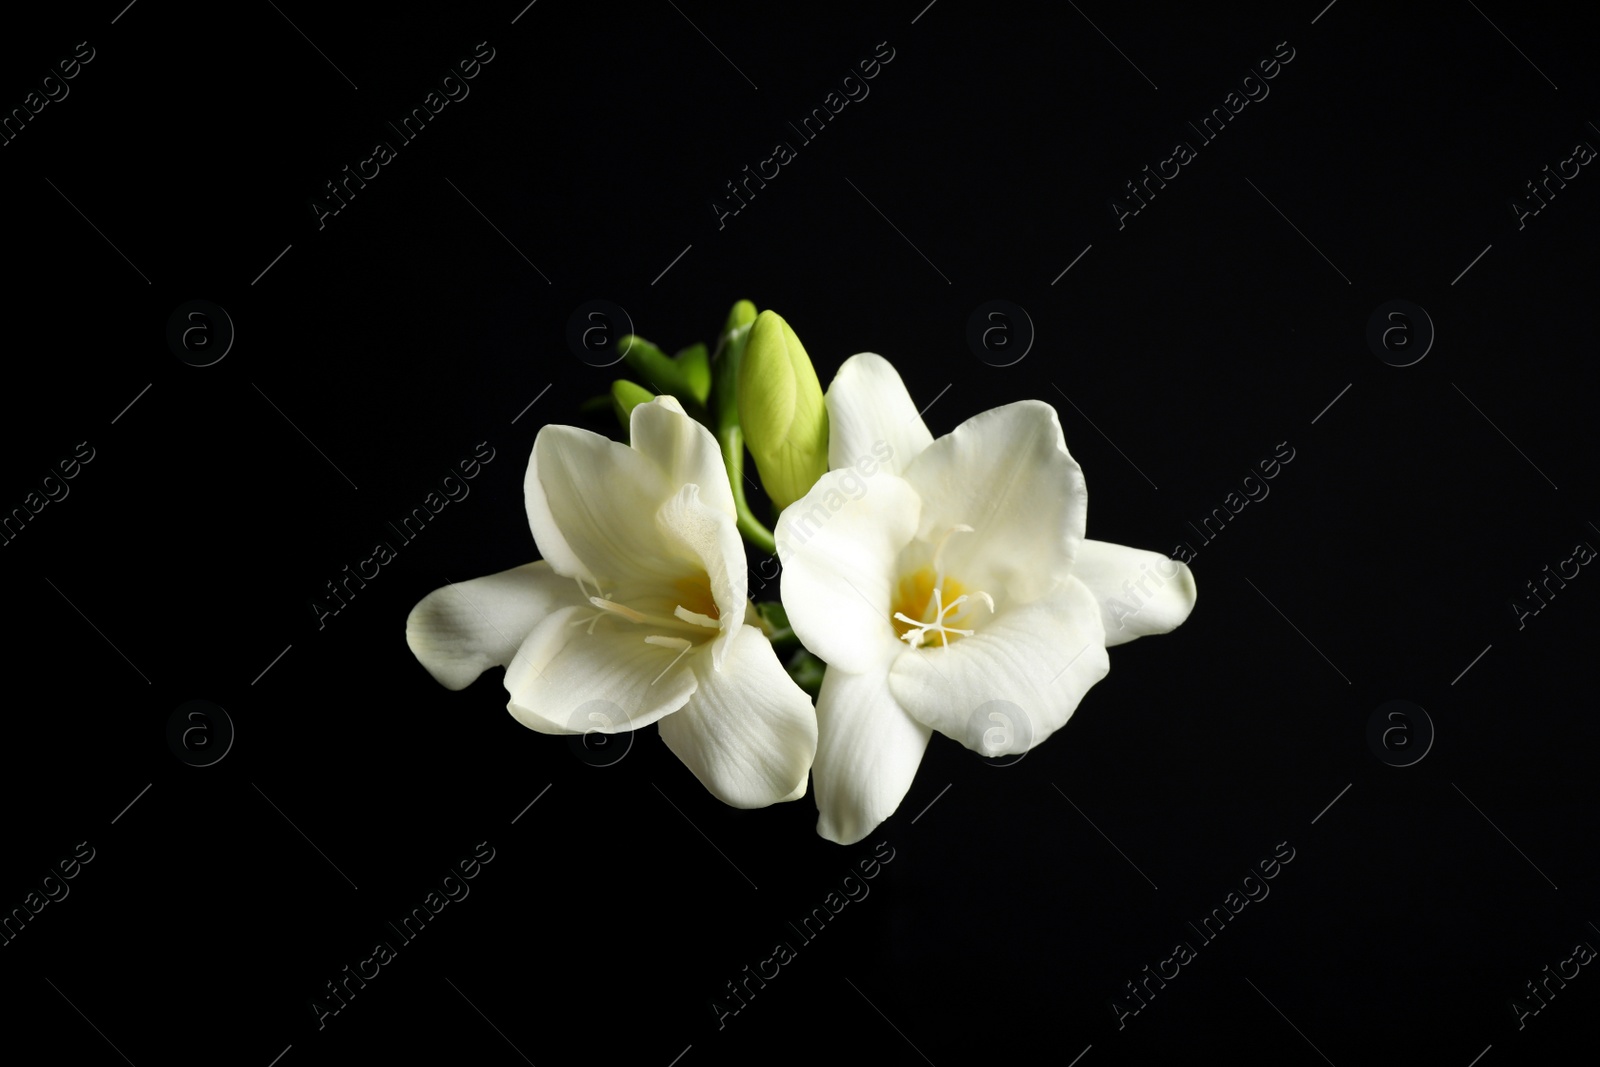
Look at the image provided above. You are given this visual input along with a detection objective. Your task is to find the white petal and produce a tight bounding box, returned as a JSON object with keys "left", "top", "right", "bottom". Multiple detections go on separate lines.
{"left": 825, "top": 353, "right": 935, "bottom": 475}
{"left": 524, "top": 424, "right": 676, "bottom": 586}
{"left": 812, "top": 664, "right": 932, "bottom": 845}
{"left": 658, "top": 626, "right": 818, "bottom": 809}
{"left": 888, "top": 576, "right": 1110, "bottom": 755}
{"left": 503, "top": 606, "right": 698, "bottom": 735}
{"left": 1070, "top": 539, "right": 1197, "bottom": 647}
{"left": 775, "top": 469, "right": 921, "bottom": 674}
{"left": 899, "top": 400, "right": 1086, "bottom": 606}
{"left": 629, "top": 396, "right": 736, "bottom": 519}
{"left": 405, "top": 562, "right": 583, "bottom": 690}
{"left": 654, "top": 483, "right": 748, "bottom": 667}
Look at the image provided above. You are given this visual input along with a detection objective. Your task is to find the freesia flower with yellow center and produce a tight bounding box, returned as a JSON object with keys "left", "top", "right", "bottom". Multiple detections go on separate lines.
{"left": 407, "top": 395, "right": 817, "bottom": 808}
{"left": 776, "top": 354, "right": 1197, "bottom": 844}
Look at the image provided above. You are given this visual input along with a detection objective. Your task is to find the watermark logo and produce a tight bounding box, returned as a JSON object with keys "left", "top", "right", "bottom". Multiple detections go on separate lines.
{"left": 1367, "top": 700, "right": 1433, "bottom": 767}
{"left": 310, "top": 42, "right": 496, "bottom": 230}
{"left": 711, "top": 840, "right": 896, "bottom": 1029}
{"left": 0, "top": 440, "right": 95, "bottom": 549}
{"left": 775, "top": 441, "right": 894, "bottom": 552}
{"left": 0, "top": 40, "right": 95, "bottom": 150}
{"left": 313, "top": 441, "right": 496, "bottom": 630}
{"left": 966, "top": 300, "right": 1034, "bottom": 367}
{"left": 710, "top": 41, "right": 896, "bottom": 230}
{"left": 1511, "top": 936, "right": 1595, "bottom": 1030}
{"left": 167, "top": 300, "right": 235, "bottom": 367}
{"left": 964, "top": 700, "right": 1033, "bottom": 766}
{"left": 1172, "top": 440, "right": 1295, "bottom": 565}
{"left": 1112, "top": 840, "right": 1295, "bottom": 1029}
{"left": 566, "top": 300, "right": 633, "bottom": 367}
{"left": 566, "top": 699, "right": 632, "bottom": 767}
{"left": 167, "top": 700, "right": 235, "bottom": 768}
{"left": 0, "top": 841, "right": 95, "bottom": 948}
{"left": 1510, "top": 136, "right": 1595, "bottom": 230}
{"left": 310, "top": 841, "right": 495, "bottom": 1029}
{"left": 1366, "top": 300, "right": 1433, "bottom": 367}
{"left": 1109, "top": 40, "right": 1297, "bottom": 230}
{"left": 1511, "top": 539, "right": 1594, "bottom": 630}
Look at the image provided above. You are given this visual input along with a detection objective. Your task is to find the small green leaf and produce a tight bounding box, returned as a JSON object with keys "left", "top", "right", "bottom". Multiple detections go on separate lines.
{"left": 618, "top": 335, "right": 681, "bottom": 391}
{"left": 675, "top": 342, "right": 712, "bottom": 405}
{"left": 611, "top": 379, "right": 655, "bottom": 428}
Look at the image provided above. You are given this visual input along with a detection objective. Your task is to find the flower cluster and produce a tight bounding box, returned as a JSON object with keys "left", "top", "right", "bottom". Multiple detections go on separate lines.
{"left": 407, "top": 302, "right": 1196, "bottom": 843}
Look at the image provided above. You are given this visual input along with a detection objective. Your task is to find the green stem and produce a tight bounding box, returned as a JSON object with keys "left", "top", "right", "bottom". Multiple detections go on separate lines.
{"left": 724, "top": 425, "right": 776, "bottom": 555}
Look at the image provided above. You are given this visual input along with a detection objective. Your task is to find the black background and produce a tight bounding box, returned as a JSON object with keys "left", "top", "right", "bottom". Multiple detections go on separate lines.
{"left": 2, "top": 1, "right": 1597, "bottom": 1064}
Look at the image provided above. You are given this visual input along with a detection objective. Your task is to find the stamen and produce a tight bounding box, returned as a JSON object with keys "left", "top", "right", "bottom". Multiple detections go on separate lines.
{"left": 578, "top": 587, "right": 718, "bottom": 643}
{"left": 890, "top": 527, "right": 996, "bottom": 650}
{"left": 590, "top": 596, "right": 648, "bottom": 623}
{"left": 590, "top": 597, "right": 690, "bottom": 630}
{"left": 568, "top": 575, "right": 614, "bottom": 632}
{"left": 568, "top": 609, "right": 607, "bottom": 634}
{"left": 931, "top": 523, "right": 975, "bottom": 584}
{"left": 673, "top": 605, "right": 721, "bottom": 629}
{"left": 895, "top": 585, "right": 977, "bottom": 649}
{"left": 644, "top": 634, "right": 694, "bottom": 684}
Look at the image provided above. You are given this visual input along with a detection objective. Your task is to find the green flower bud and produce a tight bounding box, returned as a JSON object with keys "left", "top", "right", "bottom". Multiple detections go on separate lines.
{"left": 737, "top": 310, "right": 828, "bottom": 512}
{"left": 722, "top": 299, "right": 757, "bottom": 338}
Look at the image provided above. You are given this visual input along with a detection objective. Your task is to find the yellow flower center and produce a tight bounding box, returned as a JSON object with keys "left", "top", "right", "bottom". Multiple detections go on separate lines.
{"left": 892, "top": 567, "right": 968, "bottom": 644}
{"left": 568, "top": 569, "right": 723, "bottom": 685}
{"left": 672, "top": 572, "right": 720, "bottom": 622}
{"left": 889, "top": 525, "right": 993, "bottom": 649}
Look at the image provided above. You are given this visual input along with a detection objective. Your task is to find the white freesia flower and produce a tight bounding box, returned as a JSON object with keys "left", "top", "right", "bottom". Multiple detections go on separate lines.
{"left": 776, "top": 355, "right": 1196, "bottom": 844}
{"left": 407, "top": 396, "right": 817, "bottom": 808}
